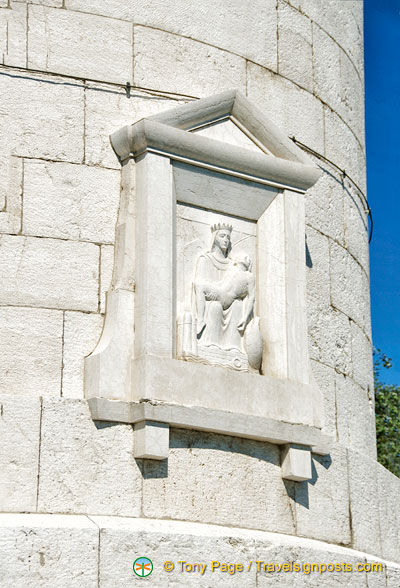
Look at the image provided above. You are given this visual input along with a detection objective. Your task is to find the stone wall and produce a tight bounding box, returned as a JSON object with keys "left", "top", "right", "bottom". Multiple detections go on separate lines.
{"left": 1, "top": 1, "right": 399, "bottom": 585}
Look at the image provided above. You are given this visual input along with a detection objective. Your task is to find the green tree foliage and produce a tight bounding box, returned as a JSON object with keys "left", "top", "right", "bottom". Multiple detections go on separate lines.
{"left": 374, "top": 349, "right": 400, "bottom": 477}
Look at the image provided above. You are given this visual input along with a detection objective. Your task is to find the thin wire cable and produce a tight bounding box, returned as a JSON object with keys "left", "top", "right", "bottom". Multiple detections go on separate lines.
{"left": 290, "top": 136, "right": 373, "bottom": 243}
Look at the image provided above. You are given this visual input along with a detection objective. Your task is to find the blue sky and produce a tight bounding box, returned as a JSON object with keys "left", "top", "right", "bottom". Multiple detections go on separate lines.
{"left": 365, "top": 0, "right": 400, "bottom": 384}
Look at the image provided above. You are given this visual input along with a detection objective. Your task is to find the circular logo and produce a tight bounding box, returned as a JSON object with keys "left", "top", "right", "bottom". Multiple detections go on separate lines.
{"left": 133, "top": 557, "right": 153, "bottom": 578}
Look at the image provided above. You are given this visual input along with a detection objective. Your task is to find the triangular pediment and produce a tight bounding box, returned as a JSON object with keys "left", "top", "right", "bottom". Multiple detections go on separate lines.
{"left": 190, "top": 118, "right": 266, "bottom": 155}
{"left": 110, "top": 89, "right": 320, "bottom": 193}
{"left": 146, "top": 89, "right": 311, "bottom": 165}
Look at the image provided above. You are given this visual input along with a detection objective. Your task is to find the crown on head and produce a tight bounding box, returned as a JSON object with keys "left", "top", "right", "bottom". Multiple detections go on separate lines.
{"left": 210, "top": 223, "right": 233, "bottom": 234}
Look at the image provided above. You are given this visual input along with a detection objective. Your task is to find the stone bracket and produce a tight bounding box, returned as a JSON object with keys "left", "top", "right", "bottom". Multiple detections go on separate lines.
{"left": 88, "top": 398, "right": 332, "bottom": 476}
{"left": 281, "top": 444, "right": 313, "bottom": 482}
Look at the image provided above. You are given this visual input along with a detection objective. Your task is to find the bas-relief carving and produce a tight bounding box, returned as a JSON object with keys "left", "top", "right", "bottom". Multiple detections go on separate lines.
{"left": 177, "top": 219, "right": 263, "bottom": 373}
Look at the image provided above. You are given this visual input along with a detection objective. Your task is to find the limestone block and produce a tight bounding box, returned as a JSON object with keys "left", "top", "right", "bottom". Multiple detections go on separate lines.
{"left": 313, "top": 22, "right": 364, "bottom": 143}
{"left": 281, "top": 445, "right": 312, "bottom": 482}
{"left": 37, "top": 398, "right": 142, "bottom": 516}
{"left": 256, "top": 544, "right": 367, "bottom": 587}
{"left": 340, "top": 48, "right": 364, "bottom": 145}
{"left": 325, "top": 108, "right": 366, "bottom": 193}
{"left": 142, "top": 428, "right": 296, "bottom": 534}
{"left": 97, "top": 516, "right": 262, "bottom": 587}
{"left": 351, "top": 321, "right": 373, "bottom": 391}
{"left": 329, "top": 240, "right": 370, "bottom": 335}
{"left": 100, "top": 245, "right": 114, "bottom": 313}
{"left": 376, "top": 464, "right": 400, "bottom": 563}
{"left": 62, "top": 311, "right": 104, "bottom": 399}
{"left": 308, "top": 306, "right": 351, "bottom": 376}
{"left": 23, "top": 160, "right": 120, "bottom": 243}
{"left": 387, "top": 567, "right": 400, "bottom": 588}
{"left": 277, "top": 0, "right": 312, "bottom": 91}
{"left": 134, "top": 421, "right": 170, "bottom": 460}
{"left": 67, "top": 0, "right": 278, "bottom": 71}
{"left": 305, "top": 225, "right": 330, "bottom": 310}
{"left": 0, "top": 235, "right": 99, "bottom": 311}
{"left": 335, "top": 374, "right": 376, "bottom": 460}
{"left": 15, "top": 0, "right": 63, "bottom": 5}
{"left": 288, "top": 0, "right": 364, "bottom": 80}
{"left": 305, "top": 167, "right": 345, "bottom": 245}
{"left": 0, "top": 395, "right": 41, "bottom": 512}
{"left": 0, "top": 307, "right": 62, "bottom": 396}
{"left": 0, "top": 513, "right": 98, "bottom": 588}
{"left": 0, "top": 2, "right": 27, "bottom": 68}
{"left": 310, "top": 360, "right": 336, "bottom": 438}
{"left": 133, "top": 26, "right": 247, "bottom": 98}
{"left": 344, "top": 187, "right": 370, "bottom": 274}
{"left": 348, "top": 449, "right": 381, "bottom": 557}
{"left": 28, "top": 6, "right": 133, "bottom": 84}
{"left": 65, "top": 0, "right": 133, "bottom": 20}
{"left": 0, "top": 156, "right": 23, "bottom": 235}
{"left": 313, "top": 23, "right": 341, "bottom": 111}
{"left": 95, "top": 515, "right": 395, "bottom": 587}
{"left": 247, "top": 63, "right": 324, "bottom": 155}
{"left": 295, "top": 444, "right": 351, "bottom": 546}
{"left": 0, "top": 68, "right": 84, "bottom": 163}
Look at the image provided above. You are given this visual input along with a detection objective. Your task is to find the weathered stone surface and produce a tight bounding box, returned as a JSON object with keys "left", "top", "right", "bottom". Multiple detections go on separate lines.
{"left": 310, "top": 359, "right": 336, "bottom": 438}
{"left": 305, "top": 167, "right": 345, "bottom": 245}
{"left": 305, "top": 225, "right": 330, "bottom": 310}
{"left": 295, "top": 444, "right": 350, "bottom": 545}
{"left": 313, "top": 23, "right": 341, "bottom": 110}
{"left": 336, "top": 373, "right": 376, "bottom": 459}
{"left": 376, "top": 464, "right": 400, "bottom": 563}
{"left": 0, "top": 307, "right": 62, "bottom": 396}
{"left": 329, "top": 240, "right": 370, "bottom": 334}
{"left": 133, "top": 26, "right": 247, "bottom": 98}
{"left": 247, "top": 62, "right": 324, "bottom": 154}
{"left": 339, "top": 48, "right": 364, "bottom": 145}
{"left": 348, "top": 449, "right": 381, "bottom": 558}
{"left": 308, "top": 306, "right": 351, "bottom": 376}
{"left": 288, "top": 0, "right": 364, "bottom": 79}
{"left": 0, "top": 235, "right": 99, "bottom": 311}
{"left": 0, "top": 68, "right": 84, "bottom": 163}
{"left": 85, "top": 84, "right": 186, "bottom": 169}
{"left": 325, "top": 108, "right": 366, "bottom": 193}
{"left": 344, "top": 187, "right": 370, "bottom": 274}
{"left": 387, "top": 566, "right": 400, "bottom": 587}
{"left": 313, "top": 22, "right": 364, "bottom": 145}
{"left": 277, "top": 0, "right": 312, "bottom": 91}
{"left": 0, "top": 395, "right": 41, "bottom": 512}
{"left": 67, "top": 0, "right": 278, "bottom": 71}
{"left": 0, "top": 2, "right": 27, "bottom": 68}
{"left": 256, "top": 544, "right": 367, "bottom": 587}
{"left": 0, "top": 513, "right": 98, "bottom": 588}
{"left": 28, "top": 6, "right": 133, "bottom": 84}
{"left": 23, "top": 160, "right": 120, "bottom": 243}
{"left": 100, "top": 245, "right": 114, "bottom": 313}
{"left": 351, "top": 321, "right": 373, "bottom": 391}
{"left": 98, "top": 516, "right": 262, "bottom": 587}
{"left": 15, "top": 0, "right": 63, "bottom": 5}
{"left": 0, "top": 156, "right": 23, "bottom": 235}
{"left": 37, "top": 398, "right": 142, "bottom": 516}
{"left": 142, "top": 428, "right": 295, "bottom": 534}
{"left": 62, "top": 311, "right": 104, "bottom": 399}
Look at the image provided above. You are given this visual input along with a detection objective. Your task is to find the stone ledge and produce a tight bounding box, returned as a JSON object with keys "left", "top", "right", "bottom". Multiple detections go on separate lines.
{"left": 1, "top": 512, "right": 399, "bottom": 586}
{"left": 88, "top": 397, "right": 332, "bottom": 456}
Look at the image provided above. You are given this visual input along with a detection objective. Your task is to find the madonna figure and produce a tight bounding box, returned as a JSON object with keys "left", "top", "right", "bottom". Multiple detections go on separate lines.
{"left": 192, "top": 223, "right": 255, "bottom": 353}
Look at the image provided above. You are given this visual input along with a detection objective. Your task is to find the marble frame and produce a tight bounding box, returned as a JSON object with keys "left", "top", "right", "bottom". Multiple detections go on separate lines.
{"left": 84, "top": 90, "right": 329, "bottom": 478}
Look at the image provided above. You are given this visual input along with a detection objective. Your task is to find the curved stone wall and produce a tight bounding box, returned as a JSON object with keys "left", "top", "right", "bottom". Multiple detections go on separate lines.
{"left": 1, "top": 1, "right": 399, "bottom": 582}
